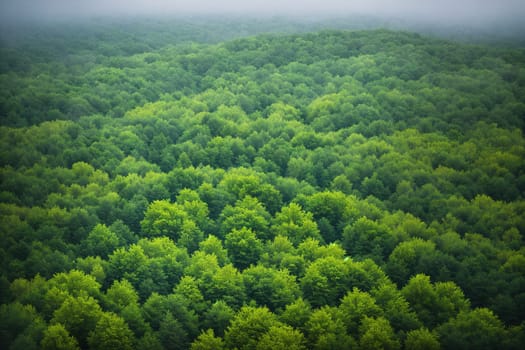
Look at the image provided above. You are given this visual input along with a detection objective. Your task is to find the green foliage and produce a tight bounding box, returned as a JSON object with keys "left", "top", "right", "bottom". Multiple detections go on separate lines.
{"left": 358, "top": 317, "right": 400, "bottom": 350}
{"left": 279, "top": 298, "right": 312, "bottom": 333}
{"left": 224, "top": 306, "right": 281, "bottom": 350}
{"left": 436, "top": 308, "right": 507, "bottom": 350}
{"left": 305, "top": 306, "right": 356, "bottom": 350}
{"left": 87, "top": 312, "right": 135, "bottom": 350}
{"left": 159, "top": 313, "right": 190, "bottom": 350}
{"left": 273, "top": 203, "right": 322, "bottom": 245}
{"left": 386, "top": 238, "right": 446, "bottom": 285}
{"left": 199, "top": 235, "right": 230, "bottom": 265}
{"left": 191, "top": 329, "right": 225, "bottom": 350}
{"left": 242, "top": 265, "right": 300, "bottom": 311}
{"left": 84, "top": 223, "right": 119, "bottom": 254}
{"left": 0, "top": 302, "right": 45, "bottom": 349}
{"left": 402, "top": 274, "right": 470, "bottom": 328}
{"left": 220, "top": 196, "right": 271, "bottom": 240}
{"left": 301, "top": 256, "right": 350, "bottom": 307}
{"left": 225, "top": 228, "right": 263, "bottom": 270}
{"left": 51, "top": 295, "right": 103, "bottom": 348}
{"left": 370, "top": 283, "right": 421, "bottom": 333}
{"left": 256, "top": 325, "right": 307, "bottom": 350}
{"left": 404, "top": 328, "right": 440, "bottom": 350}
{"left": 339, "top": 288, "right": 384, "bottom": 337}
{"left": 343, "top": 216, "right": 397, "bottom": 263}
{"left": 41, "top": 323, "right": 80, "bottom": 350}
{"left": 104, "top": 279, "right": 139, "bottom": 313}
{"left": 141, "top": 200, "right": 191, "bottom": 240}
{"left": 202, "top": 301, "right": 235, "bottom": 337}
{"left": 1, "top": 18, "right": 524, "bottom": 350}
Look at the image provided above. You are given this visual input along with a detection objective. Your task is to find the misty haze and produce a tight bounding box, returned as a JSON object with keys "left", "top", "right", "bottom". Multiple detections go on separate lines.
{"left": 1, "top": 1, "right": 525, "bottom": 350}
{"left": 1, "top": 0, "right": 525, "bottom": 21}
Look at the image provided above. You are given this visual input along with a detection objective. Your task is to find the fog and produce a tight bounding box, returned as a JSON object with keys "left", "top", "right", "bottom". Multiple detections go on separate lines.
{"left": 1, "top": 0, "right": 524, "bottom": 22}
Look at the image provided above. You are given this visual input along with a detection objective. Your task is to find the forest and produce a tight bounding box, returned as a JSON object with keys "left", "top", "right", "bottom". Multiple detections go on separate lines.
{"left": 1, "top": 17, "right": 525, "bottom": 349}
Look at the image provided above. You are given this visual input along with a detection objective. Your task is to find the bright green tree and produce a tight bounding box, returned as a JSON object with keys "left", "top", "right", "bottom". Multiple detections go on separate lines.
{"left": 339, "top": 288, "right": 383, "bottom": 336}
{"left": 358, "top": 317, "right": 400, "bottom": 350}
{"left": 242, "top": 264, "right": 300, "bottom": 311}
{"left": 225, "top": 227, "right": 263, "bottom": 270}
{"left": 51, "top": 295, "right": 103, "bottom": 348}
{"left": 191, "top": 329, "right": 225, "bottom": 350}
{"left": 87, "top": 312, "right": 135, "bottom": 350}
{"left": 83, "top": 224, "right": 119, "bottom": 258}
{"left": 256, "top": 325, "right": 307, "bottom": 350}
{"left": 41, "top": 323, "right": 80, "bottom": 350}
{"left": 404, "top": 328, "right": 440, "bottom": 350}
{"left": 224, "top": 306, "right": 281, "bottom": 350}
{"left": 272, "top": 203, "right": 322, "bottom": 245}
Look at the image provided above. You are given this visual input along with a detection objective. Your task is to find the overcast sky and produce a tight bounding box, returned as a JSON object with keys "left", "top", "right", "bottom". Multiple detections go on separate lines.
{"left": 1, "top": 0, "right": 524, "bottom": 21}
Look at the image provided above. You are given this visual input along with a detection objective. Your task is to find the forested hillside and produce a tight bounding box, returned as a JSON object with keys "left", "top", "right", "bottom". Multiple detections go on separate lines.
{"left": 1, "top": 18, "right": 525, "bottom": 349}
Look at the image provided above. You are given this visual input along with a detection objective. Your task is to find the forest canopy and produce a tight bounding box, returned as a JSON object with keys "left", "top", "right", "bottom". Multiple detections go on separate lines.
{"left": 1, "top": 17, "right": 524, "bottom": 350}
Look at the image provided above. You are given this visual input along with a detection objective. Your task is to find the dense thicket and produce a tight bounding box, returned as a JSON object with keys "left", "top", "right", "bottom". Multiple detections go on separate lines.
{"left": 1, "top": 18, "right": 524, "bottom": 350}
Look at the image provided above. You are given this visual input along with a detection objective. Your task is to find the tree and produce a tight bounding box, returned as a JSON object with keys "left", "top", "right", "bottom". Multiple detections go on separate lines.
{"left": 41, "top": 324, "right": 80, "bottom": 350}
{"left": 176, "top": 189, "right": 212, "bottom": 233}
{"left": 242, "top": 265, "right": 300, "bottom": 312}
{"left": 370, "top": 283, "right": 421, "bottom": 333}
{"left": 404, "top": 328, "right": 440, "bottom": 350}
{"left": 433, "top": 280, "right": 471, "bottom": 325}
{"left": 216, "top": 169, "right": 282, "bottom": 214}
{"left": 107, "top": 244, "right": 148, "bottom": 293}
{"left": 104, "top": 279, "right": 139, "bottom": 313}
{"left": 75, "top": 256, "right": 107, "bottom": 284}
{"left": 272, "top": 203, "right": 322, "bottom": 245}
{"left": 51, "top": 295, "right": 103, "bottom": 348}
{"left": 256, "top": 325, "right": 307, "bottom": 350}
{"left": 82, "top": 224, "right": 119, "bottom": 258}
{"left": 142, "top": 293, "right": 199, "bottom": 339}
{"left": 297, "top": 239, "right": 345, "bottom": 263}
{"left": 400, "top": 274, "right": 439, "bottom": 328}
{"left": 224, "top": 306, "right": 281, "bottom": 350}
{"left": 436, "top": 308, "right": 507, "bottom": 350}
{"left": 402, "top": 274, "right": 469, "bottom": 328}
{"left": 191, "top": 329, "right": 225, "bottom": 350}
{"left": 225, "top": 227, "right": 263, "bottom": 270}
{"left": 358, "top": 317, "right": 400, "bottom": 350}
{"left": 158, "top": 312, "right": 189, "bottom": 350}
{"left": 184, "top": 251, "right": 220, "bottom": 281}
{"left": 133, "top": 237, "right": 189, "bottom": 296}
{"left": 386, "top": 238, "right": 447, "bottom": 286}
{"left": 343, "top": 217, "right": 396, "bottom": 263}
{"left": 177, "top": 219, "right": 205, "bottom": 253}
{"left": 87, "top": 312, "right": 135, "bottom": 350}
{"left": 301, "top": 256, "right": 372, "bottom": 308}
{"left": 298, "top": 191, "right": 357, "bottom": 243}
{"left": 46, "top": 269, "right": 102, "bottom": 301}
{"left": 202, "top": 301, "right": 235, "bottom": 337}
{"left": 140, "top": 200, "right": 192, "bottom": 240}
{"left": 173, "top": 276, "right": 207, "bottom": 315}
{"left": 120, "top": 303, "right": 149, "bottom": 338}
{"left": 339, "top": 288, "right": 383, "bottom": 337}
{"left": 199, "top": 235, "right": 230, "bottom": 265}
{"left": 136, "top": 331, "right": 163, "bottom": 350}
{"left": 205, "top": 264, "right": 247, "bottom": 309}
{"left": 0, "top": 302, "right": 44, "bottom": 349}
{"left": 279, "top": 298, "right": 312, "bottom": 333}
{"left": 301, "top": 258, "right": 340, "bottom": 308}
{"left": 220, "top": 196, "right": 271, "bottom": 240}
{"left": 9, "top": 274, "right": 49, "bottom": 315}
{"left": 305, "top": 306, "right": 355, "bottom": 350}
